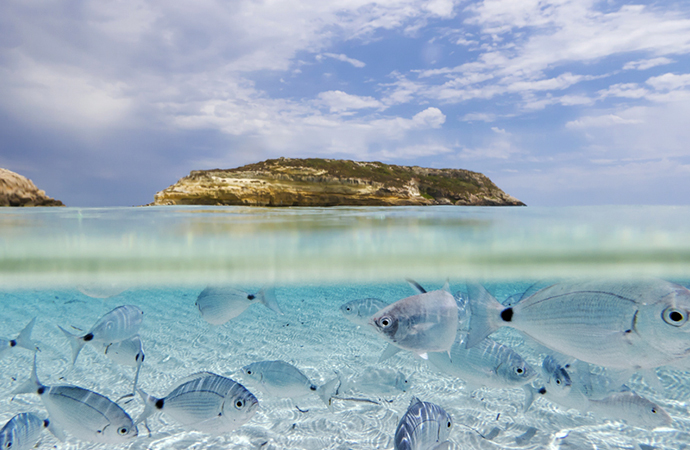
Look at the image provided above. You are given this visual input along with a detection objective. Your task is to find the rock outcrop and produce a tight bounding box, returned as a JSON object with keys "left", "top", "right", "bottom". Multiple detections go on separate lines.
{"left": 151, "top": 158, "right": 525, "bottom": 207}
{"left": 0, "top": 168, "right": 64, "bottom": 207}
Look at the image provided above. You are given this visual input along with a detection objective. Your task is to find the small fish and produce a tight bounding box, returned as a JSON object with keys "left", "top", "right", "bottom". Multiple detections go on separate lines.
{"left": 0, "top": 317, "right": 38, "bottom": 357}
{"left": 340, "top": 298, "right": 389, "bottom": 327}
{"left": 337, "top": 367, "right": 409, "bottom": 396}
{"left": 241, "top": 360, "right": 337, "bottom": 407}
{"left": 59, "top": 304, "right": 144, "bottom": 366}
{"left": 12, "top": 354, "right": 137, "bottom": 444}
{"left": 137, "top": 372, "right": 258, "bottom": 434}
{"left": 466, "top": 279, "right": 690, "bottom": 370}
{"left": 427, "top": 332, "right": 537, "bottom": 390}
{"left": 0, "top": 413, "right": 50, "bottom": 450}
{"left": 589, "top": 391, "right": 673, "bottom": 429}
{"left": 394, "top": 397, "right": 453, "bottom": 450}
{"left": 196, "top": 286, "right": 283, "bottom": 325}
{"left": 77, "top": 283, "right": 126, "bottom": 299}
{"left": 369, "top": 282, "right": 458, "bottom": 359}
{"left": 104, "top": 335, "right": 145, "bottom": 395}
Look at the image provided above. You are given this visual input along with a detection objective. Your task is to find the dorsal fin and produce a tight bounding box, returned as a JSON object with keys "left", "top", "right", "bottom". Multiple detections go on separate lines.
{"left": 409, "top": 396, "right": 422, "bottom": 408}
{"left": 405, "top": 278, "right": 426, "bottom": 294}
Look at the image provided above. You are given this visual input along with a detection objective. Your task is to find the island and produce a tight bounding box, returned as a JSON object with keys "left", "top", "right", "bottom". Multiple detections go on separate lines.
{"left": 150, "top": 158, "right": 525, "bottom": 207}
{"left": 0, "top": 168, "right": 64, "bottom": 207}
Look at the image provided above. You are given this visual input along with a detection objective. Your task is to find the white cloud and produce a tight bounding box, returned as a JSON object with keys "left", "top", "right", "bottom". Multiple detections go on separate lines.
{"left": 565, "top": 114, "right": 642, "bottom": 129}
{"left": 317, "top": 90, "right": 382, "bottom": 113}
{"left": 378, "top": 143, "right": 453, "bottom": 158}
{"left": 320, "top": 53, "right": 367, "bottom": 68}
{"left": 491, "top": 126, "right": 508, "bottom": 135}
{"left": 461, "top": 112, "right": 496, "bottom": 122}
{"left": 623, "top": 57, "right": 674, "bottom": 71}
{"left": 646, "top": 73, "right": 690, "bottom": 91}
{"left": 411, "top": 107, "right": 446, "bottom": 128}
{"left": 598, "top": 83, "right": 648, "bottom": 99}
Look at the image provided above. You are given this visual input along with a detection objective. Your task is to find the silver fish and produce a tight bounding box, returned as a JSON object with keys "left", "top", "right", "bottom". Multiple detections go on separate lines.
{"left": 369, "top": 282, "right": 458, "bottom": 359}
{"left": 337, "top": 367, "right": 409, "bottom": 396}
{"left": 77, "top": 283, "right": 126, "bottom": 299}
{"left": 104, "top": 335, "right": 145, "bottom": 395}
{"left": 241, "top": 360, "right": 336, "bottom": 407}
{"left": 0, "top": 317, "right": 38, "bottom": 357}
{"left": 466, "top": 279, "right": 690, "bottom": 369}
{"left": 59, "top": 304, "right": 144, "bottom": 366}
{"left": 12, "top": 354, "right": 137, "bottom": 444}
{"left": 427, "top": 332, "right": 537, "bottom": 390}
{"left": 0, "top": 413, "right": 49, "bottom": 450}
{"left": 137, "top": 372, "right": 258, "bottom": 434}
{"left": 588, "top": 391, "right": 673, "bottom": 429}
{"left": 394, "top": 397, "right": 452, "bottom": 450}
{"left": 340, "top": 298, "right": 389, "bottom": 327}
{"left": 196, "top": 286, "right": 283, "bottom": 325}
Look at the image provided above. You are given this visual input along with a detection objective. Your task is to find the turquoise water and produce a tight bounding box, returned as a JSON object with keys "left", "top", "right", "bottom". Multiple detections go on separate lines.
{"left": 2, "top": 206, "right": 690, "bottom": 449}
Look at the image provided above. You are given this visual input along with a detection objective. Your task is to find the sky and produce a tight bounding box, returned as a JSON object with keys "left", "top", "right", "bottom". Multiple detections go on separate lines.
{"left": 1, "top": 0, "right": 690, "bottom": 207}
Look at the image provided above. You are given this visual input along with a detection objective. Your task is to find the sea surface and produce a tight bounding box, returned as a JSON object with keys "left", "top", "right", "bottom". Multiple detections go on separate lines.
{"left": 2, "top": 205, "right": 690, "bottom": 449}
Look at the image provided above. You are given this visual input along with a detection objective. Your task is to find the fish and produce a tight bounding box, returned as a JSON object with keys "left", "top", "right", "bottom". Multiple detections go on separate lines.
{"left": 394, "top": 397, "right": 453, "bottom": 450}
{"left": 336, "top": 367, "right": 409, "bottom": 396}
{"left": 340, "top": 298, "right": 389, "bottom": 327}
{"left": 137, "top": 372, "right": 258, "bottom": 434}
{"left": 466, "top": 279, "right": 690, "bottom": 370}
{"left": 0, "top": 317, "right": 38, "bottom": 357}
{"left": 369, "top": 282, "right": 458, "bottom": 359}
{"left": 77, "top": 283, "right": 127, "bottom": 299}
{"left": 195, "top": 286, "right": 283, "bottom": 325}
{"left": 241, "top": 360, "right": 337, "bottom": 407}
{"left": 12, "top": 354, "right": 138, "bottom": 444}
{"left": 537, "top": 356, "right": 672, "bottom": 428}
{"left": 104, "top": 335, "right": 145, "bottom": 395}
{"left": 0, "top": 413, "right": 50, "bottom": 450}
{"left": 58, "top": 304, "right": 144, "bottom": 366}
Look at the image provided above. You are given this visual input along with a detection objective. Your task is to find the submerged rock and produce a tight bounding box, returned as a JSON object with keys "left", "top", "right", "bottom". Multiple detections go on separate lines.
{"left": 0, "top": 168, "right": 64, "bottom": 207}
{"left": 149, "top": 157, "right": 525, "bottom": 207}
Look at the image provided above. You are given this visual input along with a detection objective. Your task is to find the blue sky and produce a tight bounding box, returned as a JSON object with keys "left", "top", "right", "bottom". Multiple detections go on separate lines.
{"left": 1, "top": 0, "right": 689, "bottom": 206}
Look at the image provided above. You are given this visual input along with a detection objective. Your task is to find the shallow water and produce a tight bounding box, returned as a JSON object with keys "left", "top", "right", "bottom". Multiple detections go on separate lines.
{"left": 2, "top": 206, "right": 690, "bottom": 449}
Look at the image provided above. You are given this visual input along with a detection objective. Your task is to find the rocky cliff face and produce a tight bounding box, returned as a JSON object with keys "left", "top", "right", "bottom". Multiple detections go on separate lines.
{"left": 0, "top": 168, "right": 64, "bottom": 207}
{"left": 151, "top": 158, "right": 525, "bottom": 207}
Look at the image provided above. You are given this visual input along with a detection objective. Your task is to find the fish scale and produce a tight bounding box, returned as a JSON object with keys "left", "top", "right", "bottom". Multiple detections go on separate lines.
{"left": 394, "top": 397, "right": 452, "bottom": 450}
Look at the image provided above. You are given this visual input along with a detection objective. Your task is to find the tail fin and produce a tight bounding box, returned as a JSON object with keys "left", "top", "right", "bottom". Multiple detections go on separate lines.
{"left": 12, "top": 352, "right": 43, "bottom": 395}
{"left": 317, "top": 377, "right": 341, "bottom": 410}
{"left": 257, "top": 287, "right": 283, "bottom": 315}
{"left": 135, "top": 388, "right": 161, "bottom": 425}
{"left": 378, "top": 343, "right": 402, "bottom": 363}
{"left": 522, "top": 384, "right": 536, "bottom": 412}
{"left": 58, "top": 325, "right": 86, "bottom": 366}
{"left": 465, "top": 283, "right": 504, "bottom": 349}
{"left": 15, "top": 317, "right": 39, "bottom": 352}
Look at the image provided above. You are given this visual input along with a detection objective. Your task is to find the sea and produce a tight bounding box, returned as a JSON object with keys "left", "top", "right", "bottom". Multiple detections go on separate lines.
{"left": 2, "top": 205, "right": 690, "bottom": 450}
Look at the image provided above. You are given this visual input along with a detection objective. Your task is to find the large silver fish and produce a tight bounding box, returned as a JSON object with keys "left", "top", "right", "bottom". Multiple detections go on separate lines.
{"left": 59, "top": 304, "right": 144, "bottom": 366}
{"left": 104, "top": 335, "right": 145, "bottom": 395}
{"left": 538, "top": 356, "right": 672, "bottom": 428}
{"left": 0, "top": 317, "right": 38, "bottom": 357}
{"left": 12, "top": 355, "right": 137, "bottom": 444}
{"left": 369, "top": 282, "right": 458, "bottom": 359}
{"left": 137, "top": 372, "right": 258, "bottom": 434}
{"left": 466, "top": 279, "right": 690, "bottom": 369}
{"left": 241, "top": 360, "right": 337, "bottom": 407}
{"left": 427, "top": 332, "right": 537, "bottom": 390}
{"left": 195, "top": 286, "right": 283, "bottom": 325}
{"left": 394, "top": 397, "right": 452, "bottom": 450}
{"left": 0, "top": 413, "right": 50, "bottom": 450}
{"left": 340, "top": 298, "right": 389, "bottom": 327}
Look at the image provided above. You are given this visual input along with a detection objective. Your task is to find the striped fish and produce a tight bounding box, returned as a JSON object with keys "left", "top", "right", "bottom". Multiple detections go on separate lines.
{"left": 395, "top": 397, "right": 452, "bottom": 450}
{"left": 0, "top": 413, "right": 49, "bottom": 450}
{"left": 12, "top": 354, "right": 137, "bottom": 444}
{"left": 137, "top": 372, "right": 258, "bottom": 434}
{"left": 59, "top": 304, "right": 144, "bottom": 366}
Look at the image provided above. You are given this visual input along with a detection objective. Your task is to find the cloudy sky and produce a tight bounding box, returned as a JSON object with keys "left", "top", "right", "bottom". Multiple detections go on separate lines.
{"left": 1, "top": 0, "right": 689, "bottom": 206}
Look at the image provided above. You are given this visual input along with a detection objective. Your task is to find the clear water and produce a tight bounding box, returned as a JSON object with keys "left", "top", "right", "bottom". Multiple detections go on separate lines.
{"left": 2, "top": 206, "right": 690, "bottom": 449}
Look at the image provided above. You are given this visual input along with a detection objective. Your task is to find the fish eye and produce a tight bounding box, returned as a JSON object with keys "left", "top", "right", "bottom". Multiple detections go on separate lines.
{"left": 447, "top": 420, "right": 452, "bottom": 428}
{"left": 379, "top": 316, "right": 392, "bottom": 328}
{"left": 555, "top": 379, "right": 561, "bottom": 385}
{"left": 662, "top": 307, "right": 687, "bottom": 327}
{"left": 516, "top": 367, "right": 524, "bottom": 374}
{"left": 5, "top": 441, "right": 12, "bottom": 449}
{"left": 651, "top": 407, "right": 658, "bottom": 414}
{"left": 246, "top": 369, "right": 252, "bottom": 375}
{"left": 235, "top": 399, "right": 245, "bottom": 409}
{"left": 118, "top": 427, "right": 129, "bottom": 435}
{"left": 346, "top": 307, "right": 351, "bottom": 311}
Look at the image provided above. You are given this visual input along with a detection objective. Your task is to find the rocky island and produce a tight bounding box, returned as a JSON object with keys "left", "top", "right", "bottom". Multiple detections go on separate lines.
{"left": 151, "top": 158, "right": 524, "bottom": 207}
{"left": 0, "top": 168, "right": 64, "bottom": 207}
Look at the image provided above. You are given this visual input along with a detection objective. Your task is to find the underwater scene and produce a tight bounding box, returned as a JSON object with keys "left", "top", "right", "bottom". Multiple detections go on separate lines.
{"left": 3, "top": 206, "right": 690, "bottom": 450}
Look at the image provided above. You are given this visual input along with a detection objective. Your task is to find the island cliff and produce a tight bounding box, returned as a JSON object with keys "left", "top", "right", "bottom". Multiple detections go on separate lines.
{"left": 151, "top": 158, "right": 525, "bottom": 207}
{"left": 0, "top": 168, "right": 64, "bottom": 207}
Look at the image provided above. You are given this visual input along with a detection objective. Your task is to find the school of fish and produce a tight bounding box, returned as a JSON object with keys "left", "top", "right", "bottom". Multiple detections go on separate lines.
{"left": 2, "top": 278, "right": 689, "bottom": 448}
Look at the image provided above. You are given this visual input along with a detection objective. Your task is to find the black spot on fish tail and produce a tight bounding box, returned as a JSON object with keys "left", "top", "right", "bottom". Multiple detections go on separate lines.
{"left": 500, "top": 308, "right": 513, "bottom": 322}
{"left": 83, "top": 333, "right": 94, "bottom": 342}
{"left": 155, "top": 398, "right": 165, "bottom": 409}
{"left": 9, "top": 339, "right": 16, "bottom": 347}
{"left": 43, "top": 419, "right": 50, "bottom": 428}
{"left": 538, "top": 387, "right": 547, "bottom": 395}
{"left": 37, "top": 387, "right": 45, "bottom": 395}
{"left": 310, "top": 385, "right": 317, "bottom": 391}
{"left": 247, "top": 294, "right": 255, "bottom": 300}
